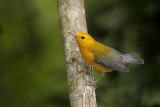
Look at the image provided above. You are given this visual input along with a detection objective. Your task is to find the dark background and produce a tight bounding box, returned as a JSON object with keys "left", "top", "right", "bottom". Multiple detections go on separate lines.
{"left": 0, "top": 0, "right": 160, "bottom": 107}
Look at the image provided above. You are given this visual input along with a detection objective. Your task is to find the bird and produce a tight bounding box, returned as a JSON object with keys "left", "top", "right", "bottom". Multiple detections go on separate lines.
{"left": 70, "top": 32, "right": 144, "bottom": 86}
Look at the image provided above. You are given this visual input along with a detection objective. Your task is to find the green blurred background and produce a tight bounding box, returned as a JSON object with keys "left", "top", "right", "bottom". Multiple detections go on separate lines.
{"left": 0, "top": 0, "right": 160, "bottom": 107}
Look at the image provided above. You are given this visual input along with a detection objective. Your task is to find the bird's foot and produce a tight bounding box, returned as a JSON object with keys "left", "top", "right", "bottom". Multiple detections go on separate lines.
{"left": 87, "top": 75, "right": 103, "bottom": 88}
{"left": 88, "top": 82, "right": 97, "bottom": 88}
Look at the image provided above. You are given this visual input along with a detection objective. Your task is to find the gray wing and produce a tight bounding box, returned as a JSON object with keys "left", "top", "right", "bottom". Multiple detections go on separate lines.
{"left": 109, "top": 47, "right": 122, "bottom": 54}
{"left": 94, "top": 52, "right": 129, "bottom": 72}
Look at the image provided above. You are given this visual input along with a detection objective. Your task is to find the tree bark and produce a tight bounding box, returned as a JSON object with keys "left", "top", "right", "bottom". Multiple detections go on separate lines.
{"left": 58, "top": 0, "right": 97, "bottom": 107}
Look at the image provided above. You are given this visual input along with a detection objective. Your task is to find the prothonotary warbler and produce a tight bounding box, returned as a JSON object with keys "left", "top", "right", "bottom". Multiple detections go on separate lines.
{"left": 70, "top": 32, "right": 144, "bottom": 86}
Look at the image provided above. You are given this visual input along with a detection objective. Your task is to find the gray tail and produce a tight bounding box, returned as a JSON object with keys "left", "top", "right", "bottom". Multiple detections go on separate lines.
{"left": 122, "top": 53, "right": 144, "bottom": 64}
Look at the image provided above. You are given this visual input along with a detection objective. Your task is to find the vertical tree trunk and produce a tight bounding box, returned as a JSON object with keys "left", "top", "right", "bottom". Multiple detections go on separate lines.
{"left": 58, "top": 0, "right": 97, "bottom": 107}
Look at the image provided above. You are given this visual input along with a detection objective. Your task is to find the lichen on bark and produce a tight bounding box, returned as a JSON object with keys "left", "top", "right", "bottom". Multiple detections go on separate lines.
{"left": 58, "top": 0, "right": 97, "bottom": 107}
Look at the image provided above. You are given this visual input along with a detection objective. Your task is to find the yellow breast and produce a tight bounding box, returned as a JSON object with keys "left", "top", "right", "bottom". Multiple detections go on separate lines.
{"left": 79, "top": 46, "right": 112, "bottom": 73}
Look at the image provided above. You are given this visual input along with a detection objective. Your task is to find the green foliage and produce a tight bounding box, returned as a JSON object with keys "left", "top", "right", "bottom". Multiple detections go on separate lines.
{"left": 0, "top": 0, "right": 68, "bottom": 106}
{"left": 0, "top": 0, "right": 160, "bottom": 107}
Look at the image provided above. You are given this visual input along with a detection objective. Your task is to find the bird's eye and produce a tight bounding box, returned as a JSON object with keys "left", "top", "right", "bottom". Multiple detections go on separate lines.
{"left": 81, "top": 36, "right": 85, "bottom": 39}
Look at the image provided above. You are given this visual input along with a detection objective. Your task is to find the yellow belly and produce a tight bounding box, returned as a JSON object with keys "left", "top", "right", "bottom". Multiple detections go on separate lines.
{"left": 80, "top": 48, "right": 112, "bottom": 73}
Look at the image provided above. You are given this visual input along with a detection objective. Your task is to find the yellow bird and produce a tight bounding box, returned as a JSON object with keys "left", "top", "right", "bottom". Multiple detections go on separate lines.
{"left": 70, "top": 32, "right": 144, "bottom": 85}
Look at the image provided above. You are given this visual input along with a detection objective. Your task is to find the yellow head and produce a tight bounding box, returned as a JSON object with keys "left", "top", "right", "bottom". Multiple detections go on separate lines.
{"left": 73, "top": 32, "right": 95, "bottom": 49}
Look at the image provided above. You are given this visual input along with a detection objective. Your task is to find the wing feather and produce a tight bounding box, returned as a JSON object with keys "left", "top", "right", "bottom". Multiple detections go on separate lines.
{"left": 94, "top": 48, "right": 128, "bottom": 72}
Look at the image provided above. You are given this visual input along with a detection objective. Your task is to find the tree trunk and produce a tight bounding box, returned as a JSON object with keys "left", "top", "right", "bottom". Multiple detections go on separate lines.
{"left": 57, "top": 0, "right": 97, "bottom": 107}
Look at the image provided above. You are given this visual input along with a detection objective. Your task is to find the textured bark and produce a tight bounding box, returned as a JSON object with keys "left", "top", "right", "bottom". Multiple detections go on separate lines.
{"left": 58, "top": 0, "right": 97, "bottom": 107}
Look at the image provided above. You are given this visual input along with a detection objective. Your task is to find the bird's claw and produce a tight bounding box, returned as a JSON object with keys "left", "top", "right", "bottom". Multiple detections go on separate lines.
{"left": 88, "top": 82, "right": 97, "bottom": 88}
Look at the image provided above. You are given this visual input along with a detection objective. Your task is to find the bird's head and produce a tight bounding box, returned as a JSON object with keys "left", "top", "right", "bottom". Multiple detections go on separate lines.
{"left": 71, "top": 32, "right": 95, "bottom": 49}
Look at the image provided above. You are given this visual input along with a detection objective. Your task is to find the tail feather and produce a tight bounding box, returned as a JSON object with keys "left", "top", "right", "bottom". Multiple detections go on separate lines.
{"left": 122, "top": 53, "right": 144, "bottom": 64}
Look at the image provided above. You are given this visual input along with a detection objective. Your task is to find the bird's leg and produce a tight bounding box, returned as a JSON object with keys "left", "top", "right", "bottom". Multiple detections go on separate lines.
{"left": 88, "top": 72, "right": 105, "bottom": 87}
{"left": 88, "top": 75, "right": 103, "bottom": 86}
